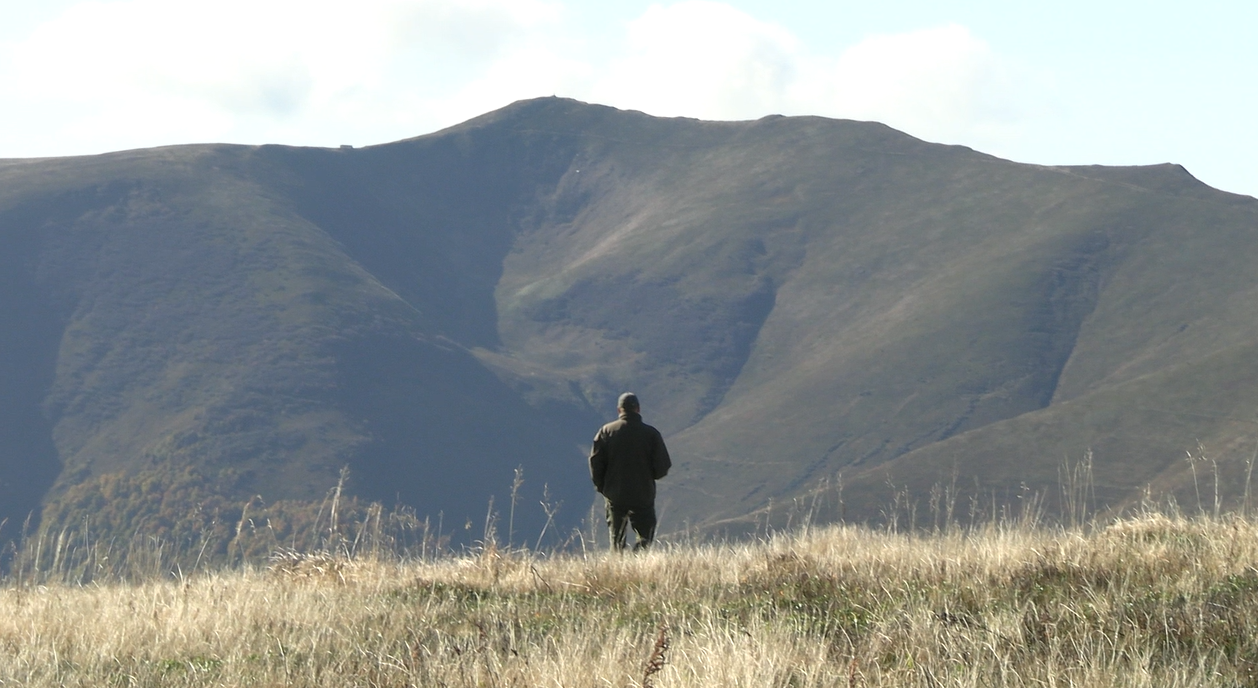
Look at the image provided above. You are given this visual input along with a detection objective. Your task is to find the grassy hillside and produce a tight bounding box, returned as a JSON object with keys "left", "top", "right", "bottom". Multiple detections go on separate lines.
{"left": 3, "top": 97, "right": 1258, "bottom": 545}
{"left": 0, "top": 135, "right": 596, "bottom": 547}
{"left": 6, "top": 513, "right": 1258, "bottom": 686}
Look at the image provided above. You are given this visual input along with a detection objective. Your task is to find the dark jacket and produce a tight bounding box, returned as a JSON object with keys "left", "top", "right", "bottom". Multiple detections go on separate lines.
{"left": 589, "top": 411, "right": 671, "bottom": 507}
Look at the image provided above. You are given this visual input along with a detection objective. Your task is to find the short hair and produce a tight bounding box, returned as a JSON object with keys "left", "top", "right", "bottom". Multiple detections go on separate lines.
{"left": 617, "top": 392, "right": 640, "bottom": 411}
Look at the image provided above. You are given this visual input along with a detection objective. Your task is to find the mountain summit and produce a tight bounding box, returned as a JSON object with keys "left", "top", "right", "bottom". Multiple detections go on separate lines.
{"left": 2, "top": 97, "right": 1257, "bottom": 545}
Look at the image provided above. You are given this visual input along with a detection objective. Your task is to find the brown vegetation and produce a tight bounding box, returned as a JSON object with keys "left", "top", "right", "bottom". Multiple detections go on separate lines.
{"left": 5, "top": 511, "right": 1258, "bottom": 686}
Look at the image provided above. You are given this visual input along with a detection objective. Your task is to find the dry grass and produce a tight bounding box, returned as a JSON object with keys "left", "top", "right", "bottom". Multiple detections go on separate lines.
{"left": 5, "top": 513, "right": 1258, "bottom": 686}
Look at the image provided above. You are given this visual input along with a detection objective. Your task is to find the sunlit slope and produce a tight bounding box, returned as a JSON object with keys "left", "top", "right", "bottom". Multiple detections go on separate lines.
{"left": 830, "top": 339, "right": 1258, "bottom": 526}
{"left": 655, "top": 160, "right": 1258, "bottom": 528}
{"left": 468, "top": 102, "right": 1258, "bottom": 527}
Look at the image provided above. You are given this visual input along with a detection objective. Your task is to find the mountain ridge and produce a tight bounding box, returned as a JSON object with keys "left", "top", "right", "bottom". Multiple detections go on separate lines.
{"left": 2, "top": 97, "right": 1257, "bottom": 549}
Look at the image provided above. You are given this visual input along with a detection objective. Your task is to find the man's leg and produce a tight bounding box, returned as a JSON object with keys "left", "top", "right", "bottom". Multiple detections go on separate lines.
{"left": 606, "top": 500, "right": 631, "bottom": 551}
{"left": 627, "top": 505, "right": 658, "bottom": 551}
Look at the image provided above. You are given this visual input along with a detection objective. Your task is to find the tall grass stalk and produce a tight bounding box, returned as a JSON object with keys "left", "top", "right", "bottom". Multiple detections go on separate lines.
{"left": 7, "top": 512, "right": 1258, "bottom": 686}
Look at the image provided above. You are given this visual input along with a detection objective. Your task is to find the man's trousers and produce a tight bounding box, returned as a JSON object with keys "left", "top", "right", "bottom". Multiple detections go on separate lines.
{"left": 605, "top": 500, "right": 657, "bottom": 551}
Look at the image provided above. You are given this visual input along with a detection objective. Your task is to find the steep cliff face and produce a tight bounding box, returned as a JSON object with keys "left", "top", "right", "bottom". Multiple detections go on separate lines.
{"left": 2, "top": 98, "right": 1256, "bottom": 545}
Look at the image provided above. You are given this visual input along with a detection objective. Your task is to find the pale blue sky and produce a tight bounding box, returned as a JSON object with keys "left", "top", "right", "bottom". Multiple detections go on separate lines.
{"left": 1, "top": 0, "right": 1254, "bottom": 198}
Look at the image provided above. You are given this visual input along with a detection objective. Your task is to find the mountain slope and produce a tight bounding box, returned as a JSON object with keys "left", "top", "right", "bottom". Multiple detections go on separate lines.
{"left": 1, "top": 97, "right": 1256, "bottom": 546}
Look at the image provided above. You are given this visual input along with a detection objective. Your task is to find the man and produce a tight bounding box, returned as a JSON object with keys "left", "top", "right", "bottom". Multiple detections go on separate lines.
{"left": 589, "top": 392, "right": 671, "bottom": 551}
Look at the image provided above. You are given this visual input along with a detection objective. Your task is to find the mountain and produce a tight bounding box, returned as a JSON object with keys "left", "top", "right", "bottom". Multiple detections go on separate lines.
{"left": 1, "top": 97, "right": 1256, "bottom": 549}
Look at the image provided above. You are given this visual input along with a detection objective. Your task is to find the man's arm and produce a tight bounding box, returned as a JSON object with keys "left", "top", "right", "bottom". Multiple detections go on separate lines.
{"left": 651, "top": 430, "right": 671, "bottom": 480}
{"left": 589, "top": 431, "right": 608, "bottom": 493}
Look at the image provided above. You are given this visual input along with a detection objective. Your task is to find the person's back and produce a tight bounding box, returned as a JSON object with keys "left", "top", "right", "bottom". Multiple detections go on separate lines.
{"left": 589, "top": 393, "right": 670, "bottom": 550}
{"left": 592, "top": 413, "right": 668, "bottom": 507}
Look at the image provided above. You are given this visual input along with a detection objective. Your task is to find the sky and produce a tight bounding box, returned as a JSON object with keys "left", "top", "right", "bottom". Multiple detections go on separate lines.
{"left": 0, "top": 0, "right": 1254, "bottom": 198}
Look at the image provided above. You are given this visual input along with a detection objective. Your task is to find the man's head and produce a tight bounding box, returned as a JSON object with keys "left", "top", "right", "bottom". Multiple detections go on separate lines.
{"left": 617, "top": 392, "right": 640, "bottom": 414}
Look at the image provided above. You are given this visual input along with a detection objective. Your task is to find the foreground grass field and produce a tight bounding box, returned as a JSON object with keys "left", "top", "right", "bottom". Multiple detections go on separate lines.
{"left": 5, "top": 514, "right": 1258, "bottom": 686}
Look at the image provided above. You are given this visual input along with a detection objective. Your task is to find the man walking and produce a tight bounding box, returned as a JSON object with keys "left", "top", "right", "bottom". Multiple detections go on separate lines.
{"left": 589, "top": 392, "right": 671, "bottom": 551}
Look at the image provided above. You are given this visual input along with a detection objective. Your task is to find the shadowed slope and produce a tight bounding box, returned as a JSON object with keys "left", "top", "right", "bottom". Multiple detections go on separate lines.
{"left": 0, "top": 195, "right": 68, "bottom": 537}
{"left": 0, "top": 140, "right": 594, "bottom": 544}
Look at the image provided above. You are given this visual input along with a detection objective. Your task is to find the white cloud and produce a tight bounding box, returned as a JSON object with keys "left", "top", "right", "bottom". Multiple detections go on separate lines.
{"left": 809, "top": 24, "right": 1041, "bottom": 150}
{"left": 584, "top": 6, "right": 1040, "bottom": 154}
{"left": 0, "top": 0, "right": 1042, "bottom": 159}
{"left": 0, "top": 0, "right": 567, "bottom": 154}
{"left": 591, "top": 0, "right": 801, "bottom": 120}
{"left": 15, "top": 0, "right": 355, "bottom": 112}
